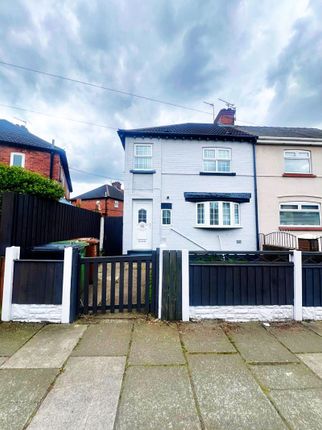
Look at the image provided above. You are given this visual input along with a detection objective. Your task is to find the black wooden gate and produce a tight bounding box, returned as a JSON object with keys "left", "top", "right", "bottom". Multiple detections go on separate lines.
{"left": 78, "top": 251, "right": 159, "bottom": 315}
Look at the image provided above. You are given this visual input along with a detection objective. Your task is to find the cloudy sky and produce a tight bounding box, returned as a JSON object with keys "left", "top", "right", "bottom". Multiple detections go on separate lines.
{"left": 1, "top": 0, "right": 321, "bottom": 196}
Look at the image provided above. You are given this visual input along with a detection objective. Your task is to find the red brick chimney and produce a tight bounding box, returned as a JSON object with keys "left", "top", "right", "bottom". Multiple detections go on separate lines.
{"left": 214, "top": 108, "right": 236, "bottom": 125}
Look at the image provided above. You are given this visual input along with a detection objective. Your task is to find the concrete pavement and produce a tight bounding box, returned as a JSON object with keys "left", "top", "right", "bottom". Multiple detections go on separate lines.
{"left": 1, "top": 318, "right": 322, "bottom": 429}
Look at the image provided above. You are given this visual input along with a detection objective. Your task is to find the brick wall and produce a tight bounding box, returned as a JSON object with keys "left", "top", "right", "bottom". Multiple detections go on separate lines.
{"left": 72, "top": 198, "right": 123, "bottom": 217}
{"left": 0, "top": 144, "right": 68, "bottom": 196}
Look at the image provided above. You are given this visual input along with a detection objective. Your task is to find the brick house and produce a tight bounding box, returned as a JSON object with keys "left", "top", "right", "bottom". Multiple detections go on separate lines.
{"left": 0, "top": 119, "right": 72, "bottom": 197}
{"left": 70, "top": 183, "right": 124, "bottom": 217}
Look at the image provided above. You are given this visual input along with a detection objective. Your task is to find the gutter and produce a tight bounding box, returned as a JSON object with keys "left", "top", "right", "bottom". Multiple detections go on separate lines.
{"left": 252, "top": 142, "right": 260, "bottom": 250}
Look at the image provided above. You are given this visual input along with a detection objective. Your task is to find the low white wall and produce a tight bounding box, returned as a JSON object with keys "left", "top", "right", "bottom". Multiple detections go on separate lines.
{"left": 190, "top": 305, "right": 293, "bottom": 322}
{"left": 303, "top": 307, "right": 322, "bottom": 320}
{"left": 11, "top": 304, "right": 62, "bottom": 323}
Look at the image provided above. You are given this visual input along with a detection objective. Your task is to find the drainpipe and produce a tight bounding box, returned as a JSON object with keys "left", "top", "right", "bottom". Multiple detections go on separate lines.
{"left": 252, "top": 141, "right": 260, "bottom": 250}
{"left": 49, "top": 139, "right": 55, "bottom": 179}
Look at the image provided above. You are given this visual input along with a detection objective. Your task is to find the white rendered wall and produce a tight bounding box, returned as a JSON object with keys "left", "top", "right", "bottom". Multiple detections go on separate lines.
{"left": 123, "top": 137, "right": 257, "bottom": 252}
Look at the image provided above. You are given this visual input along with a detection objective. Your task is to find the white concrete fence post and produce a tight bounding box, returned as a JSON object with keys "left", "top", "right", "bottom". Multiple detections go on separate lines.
{"left": 157, "top": 248, "right": 164, "bottom": 319}
{"left": 61, "top": 247, "right": 74, "bottom": 323}
{"left": 1, "top": 246, "right": 20, "bottom": 322}
{"left": 292, "top": 250, "right": 302, "bottom": 321}
{"left": 181, "top": 249, "right": 189, "bottom": 321}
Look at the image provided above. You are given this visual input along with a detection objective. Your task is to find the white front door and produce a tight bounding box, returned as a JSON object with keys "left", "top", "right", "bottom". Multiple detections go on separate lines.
{"left": 132, "top": 200, "right": 153, "bottom": 250}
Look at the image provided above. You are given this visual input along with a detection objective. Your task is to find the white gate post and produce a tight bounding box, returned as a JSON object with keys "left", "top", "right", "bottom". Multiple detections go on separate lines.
{"left": 292, "top": 250, "right": 302, "bottom": 321}
{"left": 99, "top": 216, "right": 104, "bottom": 252}
{"left": 61, "top": 247, "right": 73, "bottom": 323}
{"left": 2, "top": 246, "right": 20, "bottom": 322}
{"left": 182, "top": 249, "right": 189, "bottom": 321}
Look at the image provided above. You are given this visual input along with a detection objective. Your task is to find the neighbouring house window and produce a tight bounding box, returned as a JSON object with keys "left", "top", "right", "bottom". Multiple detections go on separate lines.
{"left": 196, "top": 201, "right": 240, "bottom": 228}
{"left": 284, "top": 150, "right": 311, "bottom": 173}
{"left": 280, "top": 202, "right": 320, "bottom": 226}
{"left": 134, "top": 144, "right": 152, "bottom": 170}
{"left": 203, "top": 148, "right": 231, "bottom": 172}
{"left": 161, "top": 209, "right": 171, "bottom": 225}
{"left": 10, "top": 152, "right": 25, "bottom": 167}
{"left": 114, "top": 200, "right": 119, "bottom": 208}
{"left": 138, "top": 208, "right": 147, "bottom": 223}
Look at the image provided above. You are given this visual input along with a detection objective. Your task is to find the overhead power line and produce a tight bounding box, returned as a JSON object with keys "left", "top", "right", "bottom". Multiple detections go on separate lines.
{"left": 69, "top": 166, "right": 123, "bottom": 182}
{"left": 0, "top": 60, "right": 212, "bottom": 115}
{"left": 0, "top": 103, "right": 118, "bottom": 130}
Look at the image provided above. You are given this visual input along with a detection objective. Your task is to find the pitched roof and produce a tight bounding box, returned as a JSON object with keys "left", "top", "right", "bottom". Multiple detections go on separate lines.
{"left": 0, "top": 119, "right": 72, "bottom": 191}
{"left": 235, "top": 126, "right": 322, "bottom": 139}
{"left": 71, "top": 184, "right": 124, "bottom": 201}
{"left": 118, "top": 122, "right": 257, "bottom": 146}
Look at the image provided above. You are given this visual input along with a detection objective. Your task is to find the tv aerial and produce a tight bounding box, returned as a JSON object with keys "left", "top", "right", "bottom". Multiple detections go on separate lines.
{"left": 218, "top": 98, "right": 236, "bottom": 110}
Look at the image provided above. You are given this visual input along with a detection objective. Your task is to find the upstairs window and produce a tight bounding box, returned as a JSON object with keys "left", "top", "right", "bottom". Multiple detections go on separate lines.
{"left": 203, "top": 148, "right": 231, "bottom": 173}
{"left": 10, "top": 152, "right": 25, "bottom": 168}
{"left": 114, "top": 200, "right": 119, "bottom": 208}
{"left": 284, "top": 150, "right": 311, "bottom": 174}
{"left": 134, "top": 144, "right": 152, "bottom": 170}
{"left": 280, "top": 202, "right": 320, "bottom": 226}
{"left": 196, "top": 201, "right": 240, "bottom": 228}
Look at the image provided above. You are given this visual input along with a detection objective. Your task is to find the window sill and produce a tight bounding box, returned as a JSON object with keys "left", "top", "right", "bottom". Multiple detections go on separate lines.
{"left": 279, "top": 226, "right": 322, "bottom": 231}
{"left": 199, "top": 171, "right": 236, "bottom": 176}
{"left": 195, "top": 225, "right": 242, "bottom": 229}
{"left": 130, "top": 169, "right": 156, "bottom": 174}
{"left": 282, "top": 173, "right": 316, "bottom": 178}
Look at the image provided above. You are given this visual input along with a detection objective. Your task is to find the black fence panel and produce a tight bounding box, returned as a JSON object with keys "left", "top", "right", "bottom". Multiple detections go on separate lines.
{"left": 103, "top": 216, "right": 123, "bottom": 255}
{"left": 0, "top": 192, "right": 100, "bottom": 255}
{"left": 12, "top": 260, "right": 64, "bottom": 305}
{"left": 302, "top": 253, "right": 322, "bottom": 306}
{"left": 189, "top": 252, "right": 294, "bottom": 307}
{"left": 78, "top": 252, "right": 158, "bottom": 316}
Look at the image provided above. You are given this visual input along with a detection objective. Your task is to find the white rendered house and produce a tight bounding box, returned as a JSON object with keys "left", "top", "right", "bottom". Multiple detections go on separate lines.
{"left": 118, "top": 116, "right": 258, "bottom": 253}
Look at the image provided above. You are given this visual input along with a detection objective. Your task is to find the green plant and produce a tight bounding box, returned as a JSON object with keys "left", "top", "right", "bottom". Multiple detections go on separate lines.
{"left": 0, "top": 163, "right": 64, "bottom": 201}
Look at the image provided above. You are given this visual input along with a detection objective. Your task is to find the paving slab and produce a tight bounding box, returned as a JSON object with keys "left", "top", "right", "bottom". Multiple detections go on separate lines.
{"left": 2, "top": 324, "right": 87, "bottom": 369}
{"left": 72, "top": 320, "right": 132, "bottom": 356}
{"left": 297, "top": 353, "right": 322, "bottom": 379}
{"left": 28, "top": 356, "right": 125, "bottom": 430}
{"left": 129, "top": 320, "right": 185, "bottom": 365}
{"left": 304, "top": 321, "right": 322, "bottom": 337}
{"left": 178, "top": 322, "right": 235, "bottom": 353}
{"left": 0, "top": 368, "right": 58, "bottom": 430}
{"left": 269, "top": 322, "right": 322, "bottom": 353}
{"left": 0, "top": 322, "right": 43, "bottom": 356}
{"left": 250, "top": 363, "right": 322, "bottom": 390}
{"left": 224, "top": 322, "right": 297, "bottom": 363}
{"left": 270, "top": 389, "right": 322, "bottom": 430}
{"left": 115, "top": 365, "right": 200, "bottom": 430}
{"left": 188, "top": 354, "right": 287, "bottom": 430}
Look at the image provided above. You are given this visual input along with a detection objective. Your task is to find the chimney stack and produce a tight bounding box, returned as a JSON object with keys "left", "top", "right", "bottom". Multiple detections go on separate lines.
{"left": 112, "top": 181, "right": 122, "bottom": 190}
{"left": 214, "top": 108, "right": 236, "bottom": 126}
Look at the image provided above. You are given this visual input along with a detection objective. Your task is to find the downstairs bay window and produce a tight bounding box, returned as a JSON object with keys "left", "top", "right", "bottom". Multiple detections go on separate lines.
{"left": 196, "top": 201, "right": 240, "bottom": 228}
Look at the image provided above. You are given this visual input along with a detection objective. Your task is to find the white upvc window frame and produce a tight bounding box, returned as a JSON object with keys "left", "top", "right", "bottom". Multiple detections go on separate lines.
{"left": 196, "top": 201, "right": 241, "bottom": 228}
{"left": 284, "top": 150, "right": 311, "bottom": 174}
{"left": 279, "top": 201, "right": 321, "bottom": 227}
{"left": 161, "top": 208, "right": 172, "bottom": 226}
{"left": 10, "top": 152, "right": 25, "bottom": 168}
{"left": 134, "top": 143, "right": 152, "bottom": 170}
{"left": 202, "top": 147, "right": 231, "bottom": 173}
{"left": 114, "top": 200, "right": 119, "bottom": 208}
